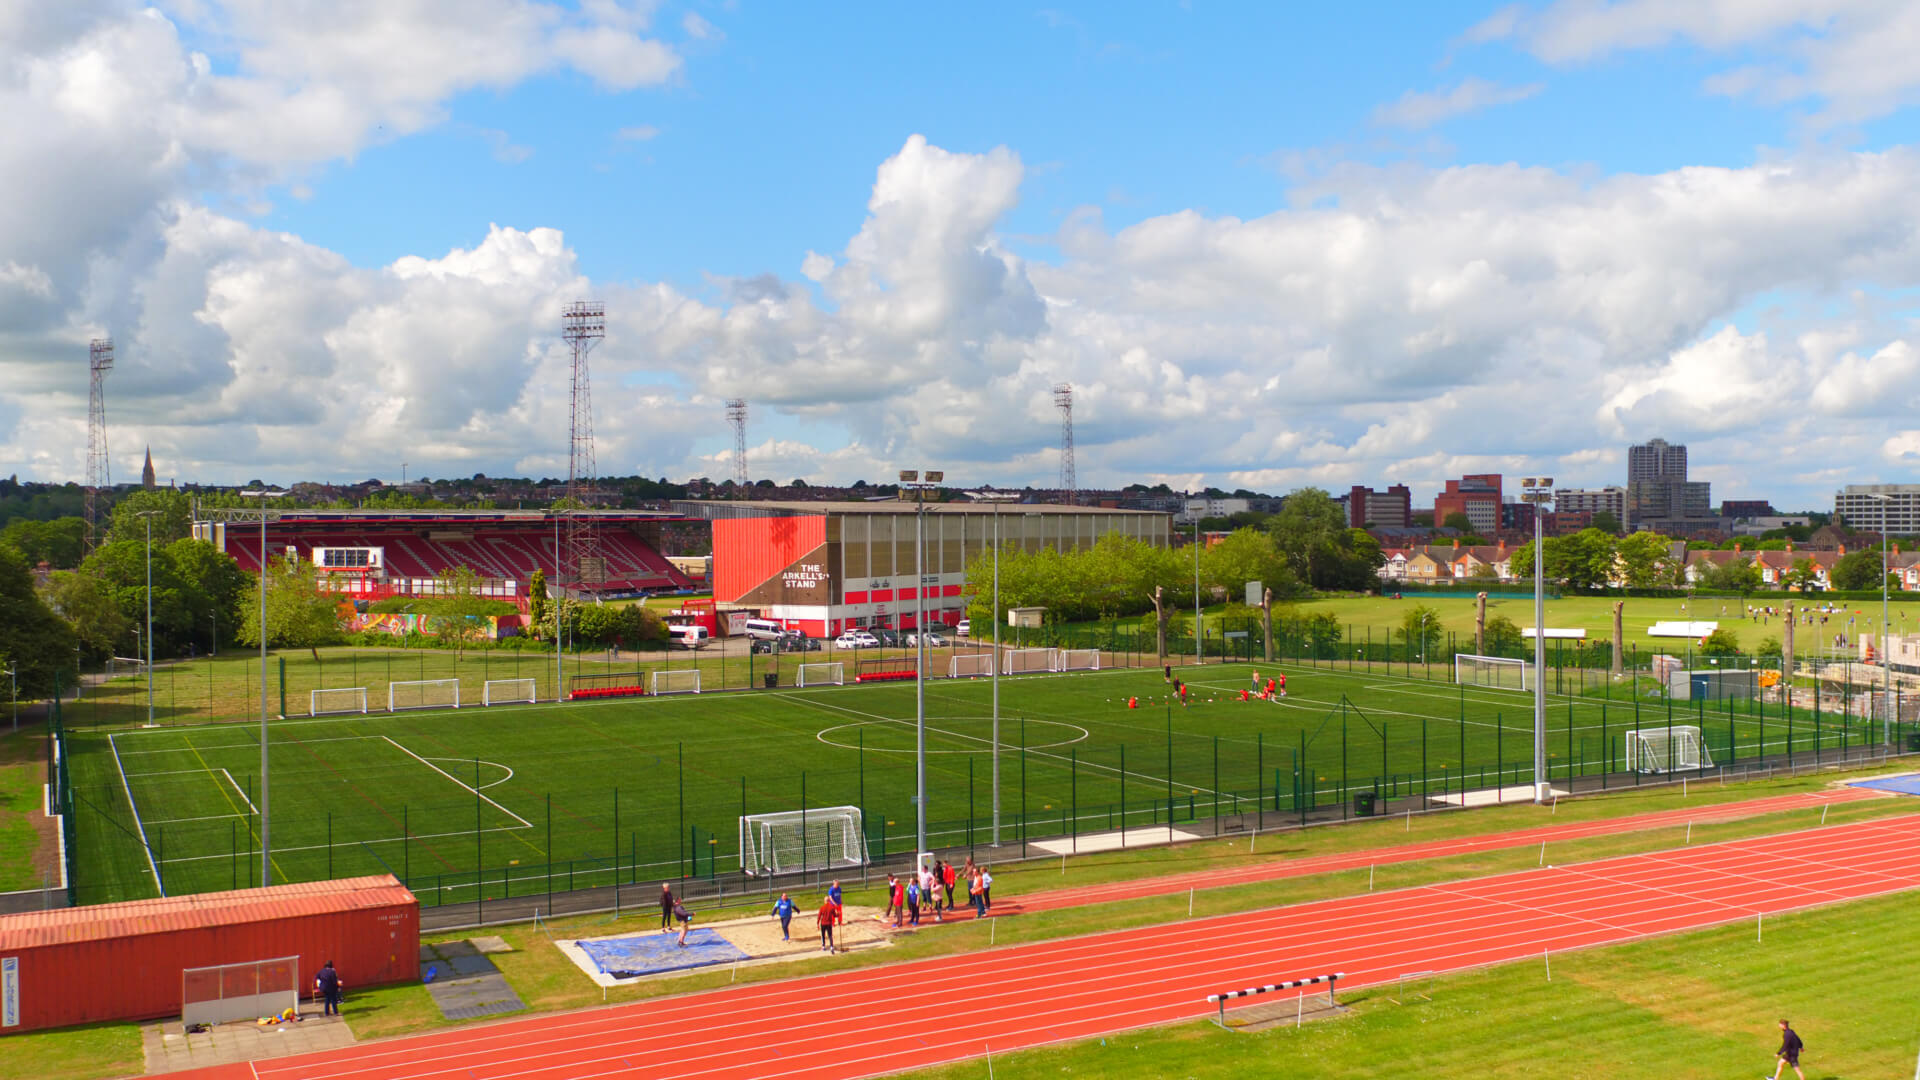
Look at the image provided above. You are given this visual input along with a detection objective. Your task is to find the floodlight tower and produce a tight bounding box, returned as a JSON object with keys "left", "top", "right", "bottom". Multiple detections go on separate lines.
{"left": 1053, "top": 383, "right": 1075, "bottom": 505}
{"left": 562, "top": 301, "right": 605, "bottom": 596}
{"left": 726, "top": 399, "right": 749, "bottom": 494}
{"left": 1521, "top": 477, "right": 1555, "bottom": 804}
{"left": 85, "top": 339, "right": 114, "bottom": 552}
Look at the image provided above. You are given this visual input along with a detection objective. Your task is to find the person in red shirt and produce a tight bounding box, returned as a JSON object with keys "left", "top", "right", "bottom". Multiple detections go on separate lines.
{"left": 1277, "top": 673, "right": 1287, "bottom": 697}
{"left": 882, "top": 874, "right": 898, "bottom": 923}
{"left": 818, "top": 898, "right": 837, "bottom": 953}
{"left": 889, "top": 876, "right": 906, "bottom": 928}
{"left": 1264, "top": 677, "right": 1276, "bottom": 697}
{"left": 941, "top": 860, "right": 958, "bottom": 912}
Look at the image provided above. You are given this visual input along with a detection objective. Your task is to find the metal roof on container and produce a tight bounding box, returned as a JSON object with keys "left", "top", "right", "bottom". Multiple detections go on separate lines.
{"left": 0, "top": 876, "right": 416, "bottom": 950}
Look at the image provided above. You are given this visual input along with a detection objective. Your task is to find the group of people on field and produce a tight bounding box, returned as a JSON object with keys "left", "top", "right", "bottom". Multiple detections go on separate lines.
{"left": 879, "top": 857, "right": 992, "bottom": 927}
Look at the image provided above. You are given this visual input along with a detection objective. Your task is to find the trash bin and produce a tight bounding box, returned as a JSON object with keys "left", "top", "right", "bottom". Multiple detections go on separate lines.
{"left": 1353, "top": 791, "right": 1377, "bottom": 817}
{"left": 764, "top": 672, "right": 778, "bottom": 689}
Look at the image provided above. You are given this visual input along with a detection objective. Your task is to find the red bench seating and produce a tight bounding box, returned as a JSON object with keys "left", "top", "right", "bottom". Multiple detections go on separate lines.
{"left": 569, "top": 685, "right": 647, "bottom": 700}
{"left": 855, "top": 669, "right": 919, "bottom": 683}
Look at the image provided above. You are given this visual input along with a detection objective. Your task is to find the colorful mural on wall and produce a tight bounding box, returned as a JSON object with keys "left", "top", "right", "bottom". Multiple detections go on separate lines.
{"left": 339, "top": 611, "right": 520, "bottom": 640}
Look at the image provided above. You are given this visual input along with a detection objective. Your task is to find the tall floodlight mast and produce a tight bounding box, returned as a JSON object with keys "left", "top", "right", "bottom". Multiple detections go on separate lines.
{"left": 562, "top": 301, "right": 605, "bottom": 596}
{"left": 85, "top": 339, "right": 114, "bottom": 552}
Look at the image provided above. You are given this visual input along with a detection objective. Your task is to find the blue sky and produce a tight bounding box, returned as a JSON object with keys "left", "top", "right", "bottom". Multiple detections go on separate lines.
{"left": 5, "top": 1, "right": 1920, "bottom": 508}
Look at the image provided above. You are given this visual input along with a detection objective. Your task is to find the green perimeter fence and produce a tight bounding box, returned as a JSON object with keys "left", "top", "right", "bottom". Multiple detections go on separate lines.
{"left": 52, "top": 662, "right": 1914, "bottom": 911}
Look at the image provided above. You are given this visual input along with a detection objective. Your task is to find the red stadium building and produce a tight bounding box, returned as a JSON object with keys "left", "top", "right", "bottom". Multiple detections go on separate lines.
{"left": 677, "top": 500, "right": 1172, "bottom": 638}
{"left": 191, "top": 509, "right": 694, "bottom": 600}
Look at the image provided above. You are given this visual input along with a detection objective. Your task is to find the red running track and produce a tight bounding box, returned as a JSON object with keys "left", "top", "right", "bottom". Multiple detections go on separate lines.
{"left": 178, "top": 808, "right": 1920, "bottom": 1080}
{"left": 975, "top": 786, "right": 1879, "bottom": 918}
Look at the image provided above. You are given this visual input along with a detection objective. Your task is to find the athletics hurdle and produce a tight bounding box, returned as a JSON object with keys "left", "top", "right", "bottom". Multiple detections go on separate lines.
{"left": 1205, "top": 971, "right": 1344, "bottom": 1028}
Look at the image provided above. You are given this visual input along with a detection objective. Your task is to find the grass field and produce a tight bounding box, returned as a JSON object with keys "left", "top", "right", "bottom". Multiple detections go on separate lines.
{"left": 63, "top": 656, "right": 1889, "bottom": 907}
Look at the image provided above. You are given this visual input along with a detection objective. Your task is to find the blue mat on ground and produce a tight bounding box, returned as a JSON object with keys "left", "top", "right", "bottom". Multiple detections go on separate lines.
{"left": 577, "top": 929, "right": 749, "bottom": 978}
{"left": 1849, "top": 774, "right": 1920, "bottom": 795}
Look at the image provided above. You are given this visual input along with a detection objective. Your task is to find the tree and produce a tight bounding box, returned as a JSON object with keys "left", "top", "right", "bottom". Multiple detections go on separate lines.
{"left": 1483, "top": 614, "right": 1525, "bottom": 656}
{"left": 432, "top": 565, "right": 491, "bottom": 657}
{"left": 1703, "top": 559, "right": 1761, "bottom": 594}
{"left": 234, "top": 555, "right": 344, "bottom": 653}
{"left": 1783, "top": 558, "right": 1820, "bottom": 592}
{"left": 1831, "top": 551, "right": 1882, "bottom": 591}
{"left": 1265, "top": 488, "right": 1346, "bottom": 589}
{"left": 1755, "top": 635, "right": 1782, "bottom": 661}
{"left": 166, "top": 538, "right": 250, "bottom": 653}
{"left": 42, "top": 570, "right": 127, "bottom": 661}
{"left": 0, "top": 546, "right": 78, "bottom": 698}
{"left": 104, "top": 488, "right": 194, "bottom": 547}
{"left": 1700, "top": 627, "right": 1742, "bottom": 656}
{"left": 1198, "top": 529, "right": 1295, "bottom": 600}
{"left": 1590, "top": 510, "right": 1622, "bottom": 535}
{"left": 0, "top": 516, "right": 86, "bottom": 569}
{"left": 1441, "top": 511, "right": 1474, "bottom": 533}
{"left": 1615, "top": 532, "right": 1671, "bottom": 589}
{"left": 527, "top": 569, "right": 550, "bottom": 639}
{"left": 1397, "top": 604, "right": 1443, "bottom": 657}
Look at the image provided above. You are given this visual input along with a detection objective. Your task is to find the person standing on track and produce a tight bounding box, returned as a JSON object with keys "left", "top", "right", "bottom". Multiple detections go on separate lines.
{"left": 906, "top": 877, "right": 921, "bottom": 927}
{"left": 979, "top": 866, "right": 993, "bottom": 912}
{"left": 659, "top": 883, "right": 677, "bottom": 932}
{"left": 942, "top": 860, "right": 958, "bottom": 912}
{"left": 771, "top": 893, "right": 795, "bottom": 941}
{"left": 674, "top": 899, "right": 694, "bottom": 947}
{"left": 889, "top": 875, "right": 906, "bottom": 928}
{"left": 1767, "top": 1018, "right": 1806, "bottom": 1080}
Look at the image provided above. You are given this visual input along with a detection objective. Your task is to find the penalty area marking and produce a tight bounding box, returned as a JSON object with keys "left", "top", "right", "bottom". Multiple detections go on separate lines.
{"left": 816, "top": 717, "right": 1090, "bottom": 754}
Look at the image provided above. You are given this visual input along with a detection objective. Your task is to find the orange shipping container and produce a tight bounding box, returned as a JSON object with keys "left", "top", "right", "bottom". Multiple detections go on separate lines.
{"left": 0, "top": 875, "right": 417, "bottom": 1034}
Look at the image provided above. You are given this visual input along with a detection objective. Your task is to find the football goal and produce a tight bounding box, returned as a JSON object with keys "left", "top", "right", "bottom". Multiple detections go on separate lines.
{"left": 1058, "top": 648, "right": 1102, "bottom": 672}
{"left": 310, "top": 687, "right": 369, "bottom": 716}
{"left": 107, "top": 656, "right": 149, "bottom": 681}
{"left": 796, "top": 662, "right": 845, "bottom": 687}
{"left": 739, "top": 806, "right": 867, "bottom": 876}
{"left": 1002, "top": 648, "right": 1059, "bottom": 675}
{"left": 1624, "top": 725, "right": 1713, "bottom": 773}
{"left": 949, "top": 653, "right": 994, "bottom": 678}
{"left": 651, "top": 669, "right": 702, "bottom": 695}
{"left": 1454, "top": 654, "right": 1533, "bottom": 692}
{"left": 390, "top": 678, "right": 460, "bottom": 712}
{"left": 482, "top": 677, "right": 538, "bottom": 706}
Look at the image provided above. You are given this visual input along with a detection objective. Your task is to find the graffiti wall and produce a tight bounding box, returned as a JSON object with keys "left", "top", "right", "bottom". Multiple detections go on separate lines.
{"left": 340, "top": 611, "right": 519, "bottom": 640}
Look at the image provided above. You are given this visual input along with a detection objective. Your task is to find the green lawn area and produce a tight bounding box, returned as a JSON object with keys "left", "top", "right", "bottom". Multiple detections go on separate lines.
{"left": 926, "top": 885, "right": 1920, "bottom": 1078}
{"left": 63, "top": 656, "right": 1889, "bottom": 907}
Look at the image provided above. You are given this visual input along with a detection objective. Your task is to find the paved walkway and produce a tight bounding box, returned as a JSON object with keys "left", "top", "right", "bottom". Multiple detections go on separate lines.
{"left": 143, "top": 1008, "right": 355, "bottom": 1074}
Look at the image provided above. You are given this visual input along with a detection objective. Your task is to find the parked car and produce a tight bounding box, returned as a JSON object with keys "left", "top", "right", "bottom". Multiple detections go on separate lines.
{"left": 834, "top": 631, "right": 880, "bottom": 649}
{"left": 955, "top": 619, "right": 971, "bottom": 638}
{"left": 750, "top": 639, "right": 783, "bottom": 655}
{"left": 870, "top": 628, "right": 902, "bottom": 647}
{"left": 906, "top": 632, "right": 947, "bottom": 647}
{"left": 792, "top": 635, "right": 825, "bottom": 652}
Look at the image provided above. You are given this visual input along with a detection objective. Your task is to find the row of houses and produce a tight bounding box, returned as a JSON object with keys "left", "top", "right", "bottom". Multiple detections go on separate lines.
{"left": 1378, "top": 540, "right": 1920, "bottom": 592}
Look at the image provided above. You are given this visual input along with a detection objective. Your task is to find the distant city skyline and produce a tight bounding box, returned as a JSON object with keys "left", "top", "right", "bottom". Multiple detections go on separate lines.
{"left": 4, "top": 3, "right": 1920, "bottom": 507}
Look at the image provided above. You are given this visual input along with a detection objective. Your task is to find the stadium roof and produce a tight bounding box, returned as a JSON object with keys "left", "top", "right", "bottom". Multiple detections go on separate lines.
{"left": 193, "top": 508, "right": 690, "bottom": 525}
{"left": 672, "top": 499, "right": 1168, "bottom": 519}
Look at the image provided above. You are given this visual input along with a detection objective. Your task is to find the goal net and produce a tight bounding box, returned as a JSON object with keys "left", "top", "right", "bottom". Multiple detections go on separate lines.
{"left": 949, "top": 653, "right": 994, "bottom": 678}
{"left": 651, "top": 669, "right": 702, "bottom": 695}
{"left": 107, "top": 656, "right": 149, "bottom": 681}
{"left": 483, "top": 677, "right": 538, "bottom": 706}
{"left": 390, "top": 678, "right": 460, "bottom": 712}
{"left": 1002, "top": 648, "right": 1059, "bottom": 675}
{"left": 796, "top": 662, "right": 844, "bottom": 687}
{"left": 310, "top": 687, "right": 368, "bottom": 716}
{"left": 1059, "top": 649, "right": 1102, "bottom": 672}
{"left": 1624, "top": 724, "right": 1713, "bottom": 773}
{"left": 739, "top": 806, "right": 867, "bottom": 876}
{"left": 1455, "top": 654, "right": 1533, "bottom": 692}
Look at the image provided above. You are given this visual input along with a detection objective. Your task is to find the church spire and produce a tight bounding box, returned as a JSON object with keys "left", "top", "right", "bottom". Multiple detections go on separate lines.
{"left": 142, "top": 446, "right": 155, "bottom": 489}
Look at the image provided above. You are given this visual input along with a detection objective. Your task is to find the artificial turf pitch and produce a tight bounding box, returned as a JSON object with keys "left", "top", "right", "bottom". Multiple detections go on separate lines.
{"left": 63, "top": 661, "right": 1874, "bottom": 906}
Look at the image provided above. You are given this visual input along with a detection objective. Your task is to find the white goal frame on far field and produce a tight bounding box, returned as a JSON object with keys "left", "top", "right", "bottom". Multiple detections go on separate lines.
{"left": 651, "top": 669, "right": 702, "bottom": 695}
{"left": 949, "top": 653, "right": 993, "bottom": 678}
{"left": 482, "top": 677, "right": 538, "bottom": 706}
{"left": 1002, "top": 648, "right": 1059, "bottom": 675}
{"left": 310, "top": 687, "right": 369, "bottom": 716}
{"left": 739, "top": 805, "right": 867, "bottom": 876}
{"left": 389, "top": 678, "right": 460, "bottom": 712}
{"left": 1058, "top": 648, "right": 1102, "bottom": 672}
{"left": 1624, "top": 724, "right": 1713, "bottom": 773}
{"left": 1454, "top": 654, "right": 1533, "bottom": 692}
{"left": 796, "top": 662, "right": 844, "bottom": 687}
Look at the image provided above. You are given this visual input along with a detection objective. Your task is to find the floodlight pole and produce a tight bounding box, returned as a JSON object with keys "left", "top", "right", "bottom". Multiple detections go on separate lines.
{"left": 1870, "top": 493, "right": 1893, "bottom": 744}
{"left": 137, "top": 510, "right": 161, "bottom": 728}
{"left": 207, "top": 506, "right": 281, "bottom": 886}
{"left": 1522, "top": 478, "right": 1555, "bottom": 804}
{"left": 1193, "top": 506, "right": 1202, "bottom": 666}
{"left": 553, "top": 513, "right": 563, "bottom": 703}
{"left": 901, "top": 469, "right": 944, "bottom": 862}
{"left": 975, "top": 492, "right": 1020, "bottom": 847}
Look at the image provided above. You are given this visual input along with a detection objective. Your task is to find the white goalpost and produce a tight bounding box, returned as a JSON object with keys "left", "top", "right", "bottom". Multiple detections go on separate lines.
{"left": 390, "top": 678, "right": 460, "bottom": 712}
{"left": 1058, "top": 648, "right": 1102, "bottom": 672}
{"left": 1454, "top": 654, "right": 1534, "bottom": 692}
{"left": 796, "top": 662, "right": 844, "bottom": 687}
{"left": 739, "top": 806, "right": 867, "bottom": 876}
{"left": 1624, "top": 724, "right": 1713, "bottom": 773}
{"left": 1002, "top": 648, "right": 1059, "bottom": 675}
{"left": 482, "top": 677, "right": 538, "bottom": 706}
{"left": 107, "top": 656, "right": 149, "bottom": 681}
{"left": 651, "top": 669, "right": 702, "bottom": 695}
{"left": 949, "top": 653, "right": 994, "bottom": 678}
{"left": 310, "top": 687, "right": 369, "bottom": 716}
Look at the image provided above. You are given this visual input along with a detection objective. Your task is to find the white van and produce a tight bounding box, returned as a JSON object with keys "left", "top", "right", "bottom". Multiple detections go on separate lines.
{"left": 742, "top": 618, "right": 787, "bottom": 641}
{"left": 669, "top": 624, "right": 711, "bottom": 649}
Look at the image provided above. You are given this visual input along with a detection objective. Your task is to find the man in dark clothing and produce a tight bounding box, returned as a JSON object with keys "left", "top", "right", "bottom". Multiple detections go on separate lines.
{"left": 315, "top": 961, "right": 343, "bottom": 1016}
{"left": 660, "top": 883, "right": 677, "bottom": 932}
{"left": 1767, "top": 1018, "right": 1805, "bottom": 1080}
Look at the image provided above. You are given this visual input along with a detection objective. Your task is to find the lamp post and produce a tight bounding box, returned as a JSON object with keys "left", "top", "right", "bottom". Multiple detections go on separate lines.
{"left": 1521, "top": 478, "right": 1554, "bottom": 803}
{"left": 1192, "top": 501, "right": 1203, "bottom": 666}
{"left": 900, "top": 469, "right": 945, "bottom": 863}
{"left": 1867, "top": 492, "right": 1893, "bottom": 745}
{"left": 972, "top": 491, "right": 1020, "bottom": 847}
{"left": 136, "top": 510, "right": 162, "bottom": 728}
{"left": 207, "top": 507, "right": 281, "bottom": 886}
